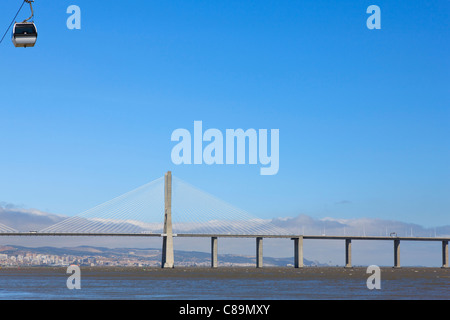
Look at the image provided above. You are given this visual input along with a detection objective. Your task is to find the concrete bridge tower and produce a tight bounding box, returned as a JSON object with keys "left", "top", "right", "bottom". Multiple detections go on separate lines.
{"left": 161, "top": 171, "right": 174, "bottom": 268}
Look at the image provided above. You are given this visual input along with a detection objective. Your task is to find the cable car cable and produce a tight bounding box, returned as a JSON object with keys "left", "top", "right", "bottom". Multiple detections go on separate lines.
{"left": 0, "top": 0, "right": 27, "bottom": 45}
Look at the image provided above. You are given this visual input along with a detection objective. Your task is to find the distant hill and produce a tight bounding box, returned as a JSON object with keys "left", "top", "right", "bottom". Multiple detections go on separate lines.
{"left": 0, "top": 245, "right": 325, "bottom": 267}
{"left": 0, "top": 204, "right": 66, "bottom": 232}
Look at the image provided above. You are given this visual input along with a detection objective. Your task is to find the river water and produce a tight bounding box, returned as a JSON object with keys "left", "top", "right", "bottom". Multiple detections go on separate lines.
{"left": 0, "top": 267, "right": 448, "bottom": 300}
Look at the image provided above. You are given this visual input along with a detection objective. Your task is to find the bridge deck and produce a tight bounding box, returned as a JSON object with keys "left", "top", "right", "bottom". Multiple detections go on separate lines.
{"left": 0, "top": 232, "right": 448, "bottom": 242}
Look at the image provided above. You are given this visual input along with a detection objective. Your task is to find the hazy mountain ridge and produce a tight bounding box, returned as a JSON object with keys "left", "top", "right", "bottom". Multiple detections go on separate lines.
{"left": 0, "top": 245, "right": 324, "bottom": 267}
{"left": 1, "top": 203, "right": 448, "bottom": 237}
{"left": 0, "top": 204, "right": 66, "bottom": 232}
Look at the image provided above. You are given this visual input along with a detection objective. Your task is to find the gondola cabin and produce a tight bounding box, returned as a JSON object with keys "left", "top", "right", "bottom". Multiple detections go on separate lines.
{"left": 12, "top": 22, "right": 38, "bottom": 48}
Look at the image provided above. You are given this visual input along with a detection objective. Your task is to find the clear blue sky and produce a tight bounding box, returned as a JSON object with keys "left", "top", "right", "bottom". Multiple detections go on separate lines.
{"left": 0, "top": 0, "right": 448, "bottom": 227}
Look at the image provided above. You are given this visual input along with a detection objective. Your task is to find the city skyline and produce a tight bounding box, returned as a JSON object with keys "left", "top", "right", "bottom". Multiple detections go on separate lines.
{"left": 0, "top": 244, "right": 321, "bottom": 268}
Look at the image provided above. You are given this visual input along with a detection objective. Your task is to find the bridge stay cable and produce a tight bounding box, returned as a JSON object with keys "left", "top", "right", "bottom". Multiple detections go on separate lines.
{"left": 36, "top": 175, "right": 289, "bottom": 236}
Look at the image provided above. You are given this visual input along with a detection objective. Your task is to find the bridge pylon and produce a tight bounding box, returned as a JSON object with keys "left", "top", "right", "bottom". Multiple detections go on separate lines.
{"left": 161, "top": 171, "right": 174, "bottom": 268}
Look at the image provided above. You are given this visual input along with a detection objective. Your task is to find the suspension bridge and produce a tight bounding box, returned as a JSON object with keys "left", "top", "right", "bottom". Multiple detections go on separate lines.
{"left": 0, "top": 171, "right": 448, "bottom": 268}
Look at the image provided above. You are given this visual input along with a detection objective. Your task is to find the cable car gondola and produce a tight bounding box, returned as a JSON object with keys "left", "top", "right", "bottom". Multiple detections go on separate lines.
{"left": 12, "top": 0, "right": 37, "bottom": 48}
{"left": 12, "top": 22, "right": 37, "bottom": 48}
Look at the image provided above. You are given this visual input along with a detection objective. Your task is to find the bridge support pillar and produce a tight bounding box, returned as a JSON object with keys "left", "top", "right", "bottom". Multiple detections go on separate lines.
{"left": 161, "top": 171, "right": 174, "bottom": 268}
{"left": 442, "top": 240, "right": 449, "bottom": 269}
{"left": 394, "top": 239, "right": 401, "bottom": 268}
{"left": 256, "top": 237, "right": 263, "bottom": 268}
{"left": 211, "top": 237, "right": 218, "bottom": 268}
{"left": 345, "top": 238, "right": 352, "bottom": 268}
{"left": 291, "top": 237, "right": 303, "bottom": 268}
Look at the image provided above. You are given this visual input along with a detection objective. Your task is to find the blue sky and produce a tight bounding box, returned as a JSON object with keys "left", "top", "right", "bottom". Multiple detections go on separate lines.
{"left": 0, "top": 0, "right": 449, "bottom": 227}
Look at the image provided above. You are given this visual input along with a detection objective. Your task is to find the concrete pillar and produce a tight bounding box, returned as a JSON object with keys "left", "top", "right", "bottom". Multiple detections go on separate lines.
{"left": 291, "top": 237, "right": 303, "bottom": 268}
{"left": 256, "top": 237, "right": 263, "bottom": 268}
{"left": 345, "top": 238, "right": 352, "bottom": 268}
{"left": 211, "top": 237, "right": 218, "bottom": 268}
{"left": 442, "top": 241, "right": 449, "bottom": 269}
{"left": 394, "top": 239, "right": 400, "bottom": 268}
{"left": 161, "top": 171, "right": 174, "bottom": 268}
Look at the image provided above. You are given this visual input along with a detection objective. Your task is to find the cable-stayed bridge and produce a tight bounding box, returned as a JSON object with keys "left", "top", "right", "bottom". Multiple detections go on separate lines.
{"left": 0, "top": 172, "right": 448, "bottom": 268}
{"left": 39, "top": 174, "right": 288, "bottom": 236}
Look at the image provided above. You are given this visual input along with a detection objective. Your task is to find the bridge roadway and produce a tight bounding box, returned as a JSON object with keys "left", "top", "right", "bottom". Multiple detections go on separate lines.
{"left": 0, "top": 232, "right": 448, "bottom": 268}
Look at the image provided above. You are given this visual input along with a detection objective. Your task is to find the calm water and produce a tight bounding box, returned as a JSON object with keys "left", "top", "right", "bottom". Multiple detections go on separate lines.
{"left": 0, "top": 267, "right": 448, "bottom": 300}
